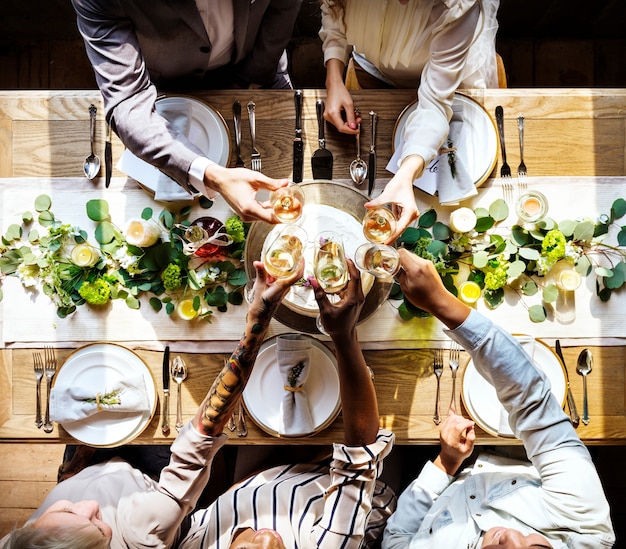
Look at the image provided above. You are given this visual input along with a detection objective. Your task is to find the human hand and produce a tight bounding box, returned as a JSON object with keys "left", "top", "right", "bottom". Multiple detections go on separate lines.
{"left": 310, "top": 260, "right": 364, "bottom": 338}
{"left": 323, "top": 79, "right": 361, "bottom": 134}
{"left": 434, "top": 411, "right": 475, "bottom": 476}
{"left": 365, "top": 168, "right": 420, "bottom": 243}
{"left": 203, "top": 164, "right": 289, "bottom": 223}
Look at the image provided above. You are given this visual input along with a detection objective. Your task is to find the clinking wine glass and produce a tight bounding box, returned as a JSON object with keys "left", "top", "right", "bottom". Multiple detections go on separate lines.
{"left": 263, "top": 225, "right": 307, "bottom": 279}
{"left": 363, "top": 207, "right": 397, "bottom": 243}
{"left": 354, "top": 242, "right": 401, "bottom": 279}
{"left": 270, "top": 185, "right": 305, "bottom": 223}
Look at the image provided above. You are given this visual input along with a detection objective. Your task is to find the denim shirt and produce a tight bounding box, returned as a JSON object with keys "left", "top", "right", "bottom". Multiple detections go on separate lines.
{"left": 382, "top": 310, "right": 615, "bottom": 549}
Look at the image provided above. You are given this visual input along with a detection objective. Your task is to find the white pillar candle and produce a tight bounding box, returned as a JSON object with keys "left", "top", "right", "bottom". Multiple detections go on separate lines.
{"left": 448, "top": 207, "right": 477, "bottom": 233}
{"left": 124, "top": 219, "right": 161, "bottom": 247}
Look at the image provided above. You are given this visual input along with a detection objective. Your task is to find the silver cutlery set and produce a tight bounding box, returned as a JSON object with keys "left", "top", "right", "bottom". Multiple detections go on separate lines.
{"left": 32, "top": 346, "right": 57, "bottom": 433}
{"left": 161, "top": 349, "right": 188, "bottom": 435}
{"left": 495, "top": 105, "right": 528, "bottom": 204}
{"left": 432, "top": 342, "right": 462, "bottom": 425}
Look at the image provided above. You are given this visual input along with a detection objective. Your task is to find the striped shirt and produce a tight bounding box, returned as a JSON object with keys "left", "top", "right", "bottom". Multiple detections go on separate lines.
{"left": 178, "top": 430, "right": 396, "bottom": 549}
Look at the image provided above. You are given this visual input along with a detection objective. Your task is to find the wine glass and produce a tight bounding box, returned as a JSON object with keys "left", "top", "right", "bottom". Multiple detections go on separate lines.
{"left": 263, "top": 225, "right": 308, "bottom": 279}
{"left": 353, "top": 242, "right": 401, "bottom": 279}
{"left": 362, "top": 207, "right": 397, "bottom": 243}
{"left": 313, "top": 231, "right": 349, "bottom": 295}
{"left": 270, "top": 185, "right": 305, "bottom": 223}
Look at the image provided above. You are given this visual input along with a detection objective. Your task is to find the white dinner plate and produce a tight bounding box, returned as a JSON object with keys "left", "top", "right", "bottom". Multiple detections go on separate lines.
{"left": 53, "top": 343, "right": 156, "bottom": 447}
{"left": 392, "top": 92, "right": 497, "bottom": 188}
{"left": 243, "top": 334, "right": 341, "bottom": 437}
{"left": 117, "top": 95, "right": 230, "bottom": 196}
{"left": 461, "top": 338, "right": 566, "bottom": 438}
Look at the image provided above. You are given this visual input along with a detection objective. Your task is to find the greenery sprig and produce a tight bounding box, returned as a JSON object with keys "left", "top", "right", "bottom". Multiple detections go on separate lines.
{"left": 0, "top": 195, "right": 249, "bottom": 321}
{"left": 392, "top": 198, "right": 626, "bottom": 323}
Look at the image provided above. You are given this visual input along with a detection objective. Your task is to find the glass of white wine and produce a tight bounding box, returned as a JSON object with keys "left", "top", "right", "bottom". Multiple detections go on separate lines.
{"left": 313, "top": 231, "right": 349, "bottom": 294}
{"left": 263, "top": 225, "right": 308, "bottom": 279}
{"left": 270, "top": 185, "right": 305, "bottom": 223}
{"left": 353, "top": 242, "right": 401, "bottom": 279}
{"left": 362, "top": 207, "right": 397, "bottom": 243}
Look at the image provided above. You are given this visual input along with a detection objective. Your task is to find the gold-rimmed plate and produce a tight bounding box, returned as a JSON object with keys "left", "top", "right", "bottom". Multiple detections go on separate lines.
{"left": 461, "top": 337, "right": 567, "bottom": 438}
{"left": 244, "top": 180, "right": 394, "bottom": 334}
{"left": 242, "top": 334, "right": 340, "bottom": 437}
{"left": 52, "top": 343, "right": 156, "bottom": 447}
{"left": 392, "top": 92, "right": 497, "bottom": 189}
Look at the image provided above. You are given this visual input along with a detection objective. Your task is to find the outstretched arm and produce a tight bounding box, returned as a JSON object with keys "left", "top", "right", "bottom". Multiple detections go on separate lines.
{"left": 194, "top": 259, "right": 304, "bottom": 436}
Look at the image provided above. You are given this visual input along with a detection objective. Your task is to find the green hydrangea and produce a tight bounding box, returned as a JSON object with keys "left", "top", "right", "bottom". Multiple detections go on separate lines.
{"left": 161, "top": 263, "right": 182, "bottom": 291}
{"left": 225, "top": 215, "right": 246, "bottom": 244}
{"left": 542, "top": 229, "right": 566, "bottom": 263}
{"left": 484, "top": 257, "right": 509, "bottom": 290}
{"left": 78, "top": 278, "right": 111, "bottom": 305}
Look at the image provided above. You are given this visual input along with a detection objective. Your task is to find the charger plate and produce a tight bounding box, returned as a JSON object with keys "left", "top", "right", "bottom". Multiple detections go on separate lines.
{"left": 244, "top": 180, "right": 393, "bottom": 333}
{"left": 392, "top": 92, "right": 497, "bottom": 188}
{"left": 242, "top": 334, "right": 340, "bottom": 437}
{"left": 461, "top": 338, "right": 566, "bottom": 437}
{"left": 52, "top": 343, "right": 156, "bottom": 447}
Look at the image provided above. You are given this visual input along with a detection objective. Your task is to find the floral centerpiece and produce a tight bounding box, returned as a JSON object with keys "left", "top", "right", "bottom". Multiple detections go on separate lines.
{"left": 0, "top": 195, "right": 249, "bottom": 321}
{"left": 393, "top": 197, "right": 626, "bottom": 322}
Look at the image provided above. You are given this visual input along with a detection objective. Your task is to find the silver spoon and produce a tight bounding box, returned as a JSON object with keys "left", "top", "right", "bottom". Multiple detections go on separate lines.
{"left": 171, "top": 355, "right": 188, "bottom": 431}
{"left": 576, "top": 349, "right": 592, "bottom": 425}
{"left": 83, "top": 104, "right": 101, "bottom": 179}
{"left": 349, "top": 124, "right": 367, "bottom": 185}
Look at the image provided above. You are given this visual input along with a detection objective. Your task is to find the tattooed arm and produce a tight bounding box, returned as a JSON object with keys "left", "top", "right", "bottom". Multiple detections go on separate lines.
{"left": 194, "top": 259, "right": 304, "bottom": 436}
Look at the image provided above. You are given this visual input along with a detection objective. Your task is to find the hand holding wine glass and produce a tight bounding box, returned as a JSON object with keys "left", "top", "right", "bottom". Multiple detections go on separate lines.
{"left": 313, "top": 231, "right": 349, "bottom": 294}
{"left": 362, "top": 207, "right": 397, "bottom": 244}
{"left": 270, "top": 185, "right": 305, "bottom": 223}
{"left": 263, "top": 225, "right": 308, "bottom": 279}
{"left": 354, "top": 242, "right": 401, "bottom": 279}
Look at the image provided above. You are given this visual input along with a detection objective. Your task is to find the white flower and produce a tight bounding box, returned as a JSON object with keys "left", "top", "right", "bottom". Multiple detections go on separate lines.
{"left": 16, "top": 263, "right": 39, "bottom": 287}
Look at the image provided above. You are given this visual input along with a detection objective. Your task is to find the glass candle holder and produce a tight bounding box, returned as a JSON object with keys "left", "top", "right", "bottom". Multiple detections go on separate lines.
{"left": 516, "top": 190, "right": 549, "bottom": 223}
{"left": 551, "top": 260, "right": 582, "bottom": 291}
{"left": 70, "top": 243, "right": 99, "bottom": 267}
{"left": 270, "top": 185, "right": 305, "bottom": 223}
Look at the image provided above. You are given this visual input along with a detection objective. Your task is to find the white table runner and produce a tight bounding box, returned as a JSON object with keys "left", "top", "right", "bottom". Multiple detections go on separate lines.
{"left": 1, "top": 176, "right": 625, "bottom": 352}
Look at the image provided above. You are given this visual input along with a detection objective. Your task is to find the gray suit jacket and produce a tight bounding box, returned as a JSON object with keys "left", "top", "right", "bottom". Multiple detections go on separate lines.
{"left": 71, "top": 0, "right": 302, "bottom": 189}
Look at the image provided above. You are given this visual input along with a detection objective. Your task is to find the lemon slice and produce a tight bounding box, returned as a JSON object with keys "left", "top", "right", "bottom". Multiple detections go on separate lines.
{"left": 459, "top": 281, "right": 481, "bottom": 304}
{"left": 176, "top": 299, "right": 198, "bottom": 320}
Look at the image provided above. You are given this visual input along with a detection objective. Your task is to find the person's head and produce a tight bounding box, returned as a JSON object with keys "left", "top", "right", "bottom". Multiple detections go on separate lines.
{"left": 229, "top": 527, "right": 286, "bottom": 549}
{"left": 5, "top": 500, "right": 112, "bottom": 549}
{"left": 481, "top": 527, "right": 553, "bottom": 548}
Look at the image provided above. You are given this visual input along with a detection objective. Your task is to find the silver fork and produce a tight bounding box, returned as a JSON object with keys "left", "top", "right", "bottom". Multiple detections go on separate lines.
{"left": 433, "top": 348, "right": 444, "bottom": 425}
{"left": 247, "top": 101, "right": 261, "bottom": 172}
{"left": 495, "top": 106, "right": 513, "bottom": 205}
{"left": 33, "top": 352, "right": 44, "bottom": 428}
{"left": 448, "top": 342, "right": 461, "bottom": 414}
{"left": 517, "top": 115, "right": 527, "bottom": 191}
{"left": 43, "top": 346, "right": 57, "bottom": 433}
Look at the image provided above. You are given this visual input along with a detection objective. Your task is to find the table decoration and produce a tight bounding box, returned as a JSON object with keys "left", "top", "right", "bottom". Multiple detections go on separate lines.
{"left": 396, "top": 196, "right": 626, "bottom": 323}
{"left": 0, "top": 193, "right": 249, "bottom": 322}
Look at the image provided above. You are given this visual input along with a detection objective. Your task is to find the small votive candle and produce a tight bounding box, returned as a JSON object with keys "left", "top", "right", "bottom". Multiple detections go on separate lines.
{"left": 448, "top": 207, "right": 477, "bottom": 233}
{"left": 516, "top": 191, "right": 548, "bottom": 223}
{"left": 125, "top": 219, "right": 161, "bottom": 247}
{"left": 70, "top": 243, "right": 99, "bottom": 267}
{"left": 552, "top": 261, "right": 582, "bottom": 291}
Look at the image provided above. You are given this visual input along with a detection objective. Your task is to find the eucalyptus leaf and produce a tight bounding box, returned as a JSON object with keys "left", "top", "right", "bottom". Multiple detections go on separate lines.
{"left": 598, "top": 286, "right": 612, "bottom": 302}
{"left": 542, "top": 284, "right": 559, "bottom": 303}
{"left": 427, "top": 240, "right": 448, "bottom": 259}
{"left": 595, "top": 266, "right": 613, "bottom": 278}
{"left": 159, "top": 210, "right": 175, "bottom": 229}
{"left": 5, "top": 224, "right": 22, "bottom": 241}
{"left": 149, "top": 297, "right": 163, "bottom": 312}
{"left": 166, "top": 302, "right": 175, "bottom": 315}
{"left": 418, "top": 209, "right": 437, "bottom": 228}
{"left": 86, "top": 199, "right": 110, "bottom": 221}
{"left": 473, "top": 250, "right": 489, "bottom": 269}
{"left": 488, "top": 199, "right": 509, "bottom": 221}
{"left": 193, "top": 295, "right": 201, "bottom": 311}
{"left": 518, "top": 247, "right": 540, "bottom": 260}
{"left": 475, "top": 216, "right": 495, "bottom": 233}
{"left": 432, "top": 221, "right": 450, "bottom": 241}
{"left": 618, "top": 227, "right": 626, "bottom": 247}
{"left": 22, "top": 211, "right": 33, "bottom": 224}
{"left": 557, "top": 219, "right": 577, "bottom": 237}
{"left": 205, "top": 286, "right": 228, "bottom": 307}
{"left": 507, "top": 260, "right": 526, "bottom": 279}
{"left": 228, "top": 290, "right": 244, "bottom": 306}
{"left": 611, "top": 198, "right": 626, "bottom": 220}
{"left": 538, "top": 218, "right": 555, "bottom": 231}
{"left": 34, "top": 195, "right": 52, "bottom": 212}
{"left": 605, "top": 262, "right": 626, "bottom": 289}
{"left": 199, "top": 196, "right": 214, "bottom": 209}
{"left": 38, "top": 211, "right": 55, "bottom": 227}
{"left": 126, "top": 295, "right": 140, "bottom": 309}
{"left": 95, "top": 220, "right": 117, "bottom": 244}
{"left": 573, "top": 220, "right": 594, "bottom": 242}
{"left": 483, "top": 288, "right": 504, "bottom": 308}
{"left": 227, "top": 269, "right": 247, "bottom": 286}
{"left": 522, "top": 280, "right": 539, "bottom": 296}
{"left": 528, "top": 304, "right": 547, "bottom": 323}
{"left": 28, "top": 229, "right": 39, "bottom": 244}
{"left": 180, "top": 205, "right": 192, "bottom": 217}
{"left": 141, "top": 207, "right": 153, "bottom": 221}
{"left": 510, "top": 227, "right": 530, "bottom": 246}
{"left": 474, "top": 207, "right": 489, "bottom": 218}
{"left": 575, "top": 255, "right": 592, "bottom": 276}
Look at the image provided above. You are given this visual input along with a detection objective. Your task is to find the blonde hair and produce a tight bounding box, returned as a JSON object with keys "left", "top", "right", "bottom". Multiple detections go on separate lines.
{"left": 3, "top": 524, "right": 109, "bottom": 549}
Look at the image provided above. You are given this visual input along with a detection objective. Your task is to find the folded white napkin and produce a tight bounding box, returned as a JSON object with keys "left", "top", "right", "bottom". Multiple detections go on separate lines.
{"left": 276, "top": 334, "right": 314, "bottom": 435}
{"left": 436, "top": 115, "right": 477, "bottom": 205}
{"left": 498, "top": 335, "right": 536, "bottom": 436}
{"left": 50, "top": 373, "right": 149, "bottom": 423}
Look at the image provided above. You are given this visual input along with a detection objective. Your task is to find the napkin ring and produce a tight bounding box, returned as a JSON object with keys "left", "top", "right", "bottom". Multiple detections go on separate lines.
{"left": 283, "top": 385, "right": 304, "bottom": 392}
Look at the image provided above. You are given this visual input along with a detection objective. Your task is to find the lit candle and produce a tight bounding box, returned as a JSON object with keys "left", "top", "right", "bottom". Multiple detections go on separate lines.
{"left": 448, "top": 207, "right": 477, "bottom": 233}
{"left": 124, "top": 219, "right": 161, "bottom": 247}
{"left": 516, "top": 191, "right": 548, "bottom": 223}
{"left": 70, "top": 243, "right": 99, "bottom": 267}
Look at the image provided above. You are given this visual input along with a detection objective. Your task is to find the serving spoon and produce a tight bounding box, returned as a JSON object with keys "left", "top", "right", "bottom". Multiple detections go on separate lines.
{"left": 576, "top": 348, "right": 592, "bottom": 425}
{"left": 171, "top": 355, "right": 188, "bottom": 431}
{"left": 83, "top": 104, "right": 101, "bottom": 179}
{"left": 349, "top": 124, "right": 367, "bottom": 185}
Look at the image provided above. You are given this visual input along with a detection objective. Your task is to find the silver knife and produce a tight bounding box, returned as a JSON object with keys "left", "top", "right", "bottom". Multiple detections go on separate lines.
{"left": 293, "top": 90, "right": 303, "bottom": 183}
{"left": 555, "top": 340, "right": 580, "bottom": 427}
{"left": 161, "top": 345, "right": 170, "bottom": 435}
{"left": 368, "top": 111, "right": 377, "bottom": 196}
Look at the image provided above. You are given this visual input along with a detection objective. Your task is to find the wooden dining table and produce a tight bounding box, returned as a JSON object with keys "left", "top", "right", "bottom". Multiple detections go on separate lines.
{"left": 0, "top": 88, "right": 625, "bottom": 447}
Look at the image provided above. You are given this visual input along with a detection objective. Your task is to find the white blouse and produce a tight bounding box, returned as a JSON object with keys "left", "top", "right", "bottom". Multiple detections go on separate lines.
{"left": 320, "top": 0, "right": 499, "bottom": 171}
